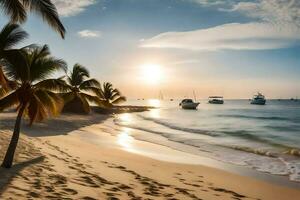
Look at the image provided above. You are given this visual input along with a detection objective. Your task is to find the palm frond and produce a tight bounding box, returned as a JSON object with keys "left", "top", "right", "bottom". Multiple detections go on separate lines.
{"left": 30, "top": 56, "right": 67, "bottom": 82}
{"left": 112, "top": 96, "right": 126, "bottom": 104}
{"left": 1, "top": 49, "right": 29, "bottom": 82}
{"left": 34, "top": 78, "right": 71, "bottom": 92}
{"left": 0, "top": 23, "right": 28, "bottom": 52}
{"left": 77, "top": 93, "right": 91, "bottom": 113}
{"left": 80, "top": 86, "right": 102, "bottom": 96}
{"left": 27, "top": 93, "right": 48, "bottom": 125}
{"left": 69, "top": 63, "right": 90, "bottom": 86}
{"left": 79, "top": 78, "right": 100, "bottom": 89}
{"left": 35, "top": 90, "right": 63, "bottom": 116}
{"left": 79, "top": 92, "right": 102, "bottom": 106}
{"left": 25, "top": 0, "right": 65, "bottom": 38}
{"left": 0, "top": 91, "right": 19, "bottom": 111}
{"left": 0, "top": 0, "right": 26, "bottom": 23}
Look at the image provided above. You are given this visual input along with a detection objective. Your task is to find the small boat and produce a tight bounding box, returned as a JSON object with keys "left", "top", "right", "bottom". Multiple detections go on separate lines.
{"left": 251, "top": 92, "right": 266, "bottom": 105}
{"left": 208, "top": 96, "right": 224, "bottom": 104}
{"left": 179, "top": 99, "right": 200, "bottom": 110}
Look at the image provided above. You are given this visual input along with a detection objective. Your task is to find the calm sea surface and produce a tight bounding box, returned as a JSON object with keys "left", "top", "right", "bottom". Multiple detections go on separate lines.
{"left": 115, "top": 99, "right": 300, "bottom": 182}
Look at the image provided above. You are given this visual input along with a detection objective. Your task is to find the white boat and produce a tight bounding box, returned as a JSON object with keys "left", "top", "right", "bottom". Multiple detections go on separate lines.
{"left": 179, "top": 99, "right": 200, "bottom": 109}
{"left": 251, "top": 92, "right": 266, "bottom": 105}
{"left": 208, "top": 96, "right": 224, "bottom": 104}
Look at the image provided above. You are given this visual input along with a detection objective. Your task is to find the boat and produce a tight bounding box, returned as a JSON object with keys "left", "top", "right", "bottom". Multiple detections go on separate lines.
{"left": 179, "top": 99, "right": 200, "bottom": 109}
{"left": 251, "top": 92, "right": 266, "bottom": 105}
{"left": 208, "top": 96, "right": 224, "bottom": 104}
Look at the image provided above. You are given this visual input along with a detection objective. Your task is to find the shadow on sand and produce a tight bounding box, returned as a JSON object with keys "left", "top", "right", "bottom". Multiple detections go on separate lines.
{"left": 0, "top": 112, "right": 110, "bottom": 137}
{"left": 0, "top": 156, "right": 45, "bottom": 193}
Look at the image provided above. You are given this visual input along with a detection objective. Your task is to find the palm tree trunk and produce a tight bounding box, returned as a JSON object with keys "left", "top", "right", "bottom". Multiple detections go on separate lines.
{"left": 1, "top": 104, "right": 26, "bottom": 168}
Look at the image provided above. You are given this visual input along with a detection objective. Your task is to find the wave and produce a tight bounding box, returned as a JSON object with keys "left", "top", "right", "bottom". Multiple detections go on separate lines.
{"left": 217, "top": 114, "right": 289, "bottom": 121}
{"left": 219, "top": 145, "right": 279, "bottom": 158}
{"left": 113, "top": 119, "right": 174, "bottom": 139}
{"left": 284, "top": 149, "right": 300, "bottom": 157}
{"left": 137, "top": 115, "right": 217, "bottom": 136}
{"left": 135, "top": 115, "right": 299, "bottom": 150}
{"left": 264, "top": 125, "right": 300, "bottom": 132}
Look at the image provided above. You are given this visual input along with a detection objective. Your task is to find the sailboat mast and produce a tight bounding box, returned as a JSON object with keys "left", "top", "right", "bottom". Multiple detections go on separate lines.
{"left": 193, "top": 90, "right": 197, "bottom": 102}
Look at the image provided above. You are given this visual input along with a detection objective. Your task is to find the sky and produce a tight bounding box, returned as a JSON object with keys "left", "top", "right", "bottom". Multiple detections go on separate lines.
{"left": 1, "top": 0, "right": 300, "bottom": 99}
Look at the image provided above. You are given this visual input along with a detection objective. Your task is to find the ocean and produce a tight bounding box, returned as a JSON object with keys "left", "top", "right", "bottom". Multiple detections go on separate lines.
{"left": 114, "top": 99, "right": 300, "bottom": 183}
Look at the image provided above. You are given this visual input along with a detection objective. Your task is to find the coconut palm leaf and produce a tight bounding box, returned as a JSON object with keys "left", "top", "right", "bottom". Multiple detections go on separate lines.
{"left": 0, "top": 91, "right": 19, "bottom": 111}
{"left": 34, "top": 78, "right": 71, "bottom": 92}
{"left": 79, "top": 78, "right": 100, "bottom": 89}
{"left": 77, "top": 93, "right": 91, "bottom": 113}
{"left": 79, "top": 92, "right": 102, "bottom": 105}
{"left": 0, "top": 0, "right": 26, "bottom": 23}
{"left": 112, "top": 96, "right": 126, "bottom": 104}
{"left": 29, "top": 47, "right": 67, "bottom": 82}
{"left": 27, "top": 90, "right": 63, "bottom": 124}
{"left": 1, "top": 49, "right": 28, "bottom": 82}
{"left": 24, "top": 0, "right": 65, "bottom": 38}
{"left": 69, "top": 63, "right": 90, "bottom": 86}
{"left": 80, "top": 86, "right": 102, "bottom": 97}
{"left": 1, "top": 0, "right": 65, "bottom": 38}
{"left": 0, "top": 23, "right": 28, "bottom": 52}
{"left": 27, "top": 93, "right": 48, "bottom": 124}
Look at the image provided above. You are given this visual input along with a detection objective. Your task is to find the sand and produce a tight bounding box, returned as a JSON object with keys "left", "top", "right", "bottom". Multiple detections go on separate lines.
{"left": 0, "top": 111, "right": 300, "bottom": 200}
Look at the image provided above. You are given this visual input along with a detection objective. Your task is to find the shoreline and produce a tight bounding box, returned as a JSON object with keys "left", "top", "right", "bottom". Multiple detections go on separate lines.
{"left": 1, "top": 111, "right": 300, "bottom": 199}
{"left": 76, "top": 115, "right": 300, "bottom": 189}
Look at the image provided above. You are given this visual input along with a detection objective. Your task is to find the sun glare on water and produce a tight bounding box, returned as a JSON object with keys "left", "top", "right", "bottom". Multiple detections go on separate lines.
{"left": 140, "top": 64, "right": 163, "bottom": 85}
{"left": 117, "top": 127, "right": 134, "bottom": 150}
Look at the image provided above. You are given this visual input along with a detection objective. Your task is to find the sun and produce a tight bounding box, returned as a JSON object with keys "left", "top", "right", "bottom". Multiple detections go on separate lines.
{"left": 140, "top": 63, "right": 163, "bottom": 85}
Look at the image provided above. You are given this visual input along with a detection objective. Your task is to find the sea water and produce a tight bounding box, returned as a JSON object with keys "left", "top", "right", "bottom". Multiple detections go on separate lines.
{"left": 115, "top": 99, "right": 300, "bottom": 182}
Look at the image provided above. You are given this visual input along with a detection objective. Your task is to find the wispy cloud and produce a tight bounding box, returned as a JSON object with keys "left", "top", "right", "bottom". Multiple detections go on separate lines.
{"left": 78, "top": 30, "right": 102, "bottom": 38}
{"left": 53, "top": 0, "right": 97, "bottom": 17}
{"left": 141, "top": 22, "right": 300, "bottom": 51}
{"left": 142, "top": 0, "right": 300, "bottom": 51}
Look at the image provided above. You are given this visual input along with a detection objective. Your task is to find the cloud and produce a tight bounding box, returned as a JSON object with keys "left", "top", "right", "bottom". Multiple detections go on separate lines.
{"left": 193, "top": 0, "right": 300, "bottom": 27}
{"left": 142, "top": 0, "right": 300, "bottom": 51}
{"left": 78, "top": 30, "right": 102, "bottom": 38}
{"left": 227, "top": 0, "right": 300, "bottom": 27}
{"left": 52, "top": 0, "right": 97, "bottom": 17}
{"left": 141, "top": 22, "right": 300, "bottom": 51}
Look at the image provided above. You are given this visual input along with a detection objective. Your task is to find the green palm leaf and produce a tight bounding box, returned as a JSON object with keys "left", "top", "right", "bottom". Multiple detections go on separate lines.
{"left": 0, "top": 0, "right": 26, "bottom": 23}
{"left": 0, "top": 23, "right": 28, "bottom": 52}
{"left": 34, "top": 78, "right": 71, "bottom": 92}
{"left": 0, "top": 91, "right": 19, "bottom": 111}
{"left": 1, "top": 0, "right": 65, "bottom": 38}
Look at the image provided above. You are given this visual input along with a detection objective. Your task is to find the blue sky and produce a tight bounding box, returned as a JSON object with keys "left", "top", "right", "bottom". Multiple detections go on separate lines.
{"left": 1, "top": 0, "right": 300, "bottom": 99}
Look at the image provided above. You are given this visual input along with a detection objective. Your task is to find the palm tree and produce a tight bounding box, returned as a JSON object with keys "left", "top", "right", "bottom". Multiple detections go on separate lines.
{"left": 0, "top": 0, "right": 65, "bottom": 38}
{"left": 0, "top": 44, "right": 67, "bottom": 168}
{"left": 99, "top": 82, "right": 126, "bottom": 107}
{"left": 62, "top": 64, "right": 102, "bottom": 114}
{"left": 0, "top": 23, "right": 28, "bottom": 96}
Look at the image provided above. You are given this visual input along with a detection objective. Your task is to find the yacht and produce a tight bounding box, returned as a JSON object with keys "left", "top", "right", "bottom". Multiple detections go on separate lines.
{"left": 251, "top": 93, "right": 266, "bottom": 105}
{"left": 179, "top": 99, "right": 200, "bottom": 110}
{"left": 208, "top": 96, "right": 224, "bottom": 104}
